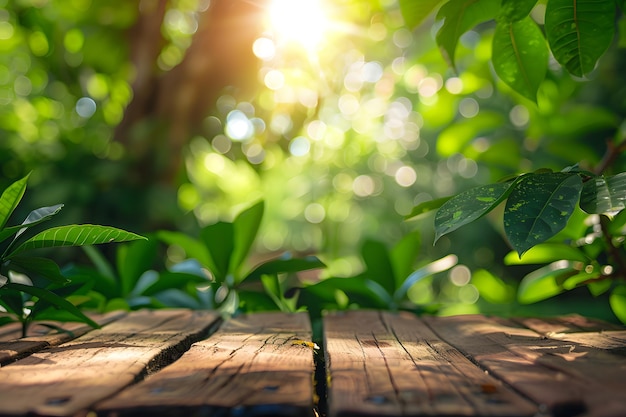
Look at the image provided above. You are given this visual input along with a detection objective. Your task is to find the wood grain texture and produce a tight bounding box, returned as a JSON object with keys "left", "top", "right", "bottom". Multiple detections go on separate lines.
{"left": 0, "top": 309, "right": 220, "bottom": 417}
{"left": 0, "top": 311, "right": 127, "bottom": 365}
{"left": 96, "top": 311, "right": 316, "bottom": 417}
{"left": 324, "top": 310, "right": 536, "bottom": 417}
{"left": 425, "top": 314, "right": 626, "bottom": 417}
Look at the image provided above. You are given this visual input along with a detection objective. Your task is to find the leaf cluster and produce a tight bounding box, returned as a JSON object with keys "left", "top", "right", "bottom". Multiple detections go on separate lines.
{"left": 157, "top": 201, "right": 324, "bottom": 315}
{"left": 400, "top": 0, "right": 623, "bottom": 101}
{"left": 411, "top": 167, "right": 626, "bottom": 255}
{"left": 0, "top": 174, "right": 145, "bottom": 336}
{"left": 299, "top": 233, "right": 456, "bottom": 319}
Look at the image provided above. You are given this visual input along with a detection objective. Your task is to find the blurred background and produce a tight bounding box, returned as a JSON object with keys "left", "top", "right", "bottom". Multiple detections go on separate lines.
{"left": 2, "top": 0, "right": 625, "bottom": 318}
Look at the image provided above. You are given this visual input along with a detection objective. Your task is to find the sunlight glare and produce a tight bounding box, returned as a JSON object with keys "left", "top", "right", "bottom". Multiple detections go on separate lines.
{"left": 268, "top": 0, "right": 329, "bottom": 49}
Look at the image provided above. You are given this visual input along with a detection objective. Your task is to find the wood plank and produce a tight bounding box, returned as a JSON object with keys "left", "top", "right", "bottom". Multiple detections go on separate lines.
{"left": 513, "top": 315, "right": 626, "bottom": 354}
{"left": 424, "top": 315, "right": 626, "bottom": 417}
{"left": 0, "top": 309, "right": 220, "bottom": 417}
{"left": 324, "top": 310, "right": 536, "bottom": 417}
{"left": 96, "top": 311, "right": 316, "bottom": 417}
{"left": 0, "top": 311, "right": 127, "bottom": 365}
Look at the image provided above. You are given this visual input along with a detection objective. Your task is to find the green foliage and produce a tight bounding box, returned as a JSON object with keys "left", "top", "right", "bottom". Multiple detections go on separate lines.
{"left": 492, "top": 17, "right": 548, "bottom": 101}
{"left": 63, "top": 238, "right": 212, "bottom": 312}
{"left": 426, "top": 168, "right": 626, "bottom": 256}
{"left": 403, "top": 0, "right": 623, "bottom": 100}
{"left": 300, "top": 233, "right": 456, "bottom": 318}
{"left": 435, "top": 0, "right": 500, "bottom": 69}
{"left": 158, "top": 201, "right": 324, "bottom": 314}
{"left": 0, "top": 174, "right": 145, "bottom": 336}
{"left": 544, "top": 0, "right": 616, "bottom": 77}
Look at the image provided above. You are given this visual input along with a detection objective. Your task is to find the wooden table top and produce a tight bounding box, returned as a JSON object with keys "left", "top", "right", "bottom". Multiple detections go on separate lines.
{"left": 0, "top": 309, "right": 624, "bottom": 417}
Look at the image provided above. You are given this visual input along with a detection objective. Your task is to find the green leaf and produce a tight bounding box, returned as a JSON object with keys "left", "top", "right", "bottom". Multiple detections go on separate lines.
{"left": 141, "top": 271, "right": 210, "bottom": 296}
{"left": 580, "top": 173, "right": 626, "bottom": 215}
{"left": 492, "top": 17, "right": 548, "bottom": 101}
{"left": 394, "top": 254, "right": 457, "bottom": 301}
{"left": 0, "top": 286, "right": 24, "bottom": 317}
{"left": 609, "top": 207, "right": 626, "bottom": 234}
{"left": 0, "top": 204, "right": 64, "bottom": 245}
{"left": 504, "top": 173, "right": 582, "bottom": 256}
{"left": 435, "top": 181, "right": 513, "bottom": 242}
{"left": 399, "top": 0, "right": 444, "bottom": 28}
{"left": 302, "top": 276, "right": 393, "bottom": 309}
{"left": 245, "top": 255, "right": 325, "bottom": 283}
{"left": 157, "top": 231, "right": 215, "bottom": 272}
{"left": 436, "top": 111, "right": 505, "bottom": 157}
{"left": 610, "top": 285, "right": 626, "bottom": 324}
{"left": 230, "top": 201, "right": 264, "bottom": 276}
{"left": 0, "top": 173, "right": 29, "bottom": 231}
{"left": 7, "top": 256, "right": 69, "bottom": 284}
{"left": 503, "top": 243, "right": 589, "bottom": 265}
{"left": 436, "top": 0, "right": 500, "bottom": 69}
{"left": 588, "top": 279, "right": 611, "bottom": 296}
{"left": 545, "top": 0, "right": 616, "bottom": 77}
{"left": 390, "top": 232, "right": 421, "bottom": 290}
{"left": 200, "top": 222, "right": 234, "bottom": 281}
{"left": 498, "top": 0, "right": 537, "bottom": 22}
{"left": 116, "top": 238, "right": 159, "bottom": 296}
{"left": 405, "top": 197, "right": 451, "bottom": 220}
{"left": 6, "top": 225, "right": 146, "bottom": 258}
{"left": 360, "top": 240, "right": 396, "bottom": 295}
{"left": 517, "top": 262, "right": 577, "bottom": 303}
{"left": 5, "top": 282, "right": 99, "bottom": 329}
{"left": 561, "top": 270, "right": 601, "bottom": 290}
{"left": 471, "top": 269, "right": 515, "bottom": 303}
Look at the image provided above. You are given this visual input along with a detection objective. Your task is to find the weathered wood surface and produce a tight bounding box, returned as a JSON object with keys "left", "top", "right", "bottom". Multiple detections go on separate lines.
{"left": 96, "top": 311, "right": 316, "bottom": 417}
{"left": 423, "top": 314, "right": 626, "bottom": 417}
{"left": 0, "top": 309, "right": 624, "bottom": 417}
{"left": 324, "top": 310, "right": 537, "bottom": 417}
{"left": 0, "top": 311, "right": 127, "bottom": 366}
{"left": 0, "top": 309, "right": 220, "bottom": 417}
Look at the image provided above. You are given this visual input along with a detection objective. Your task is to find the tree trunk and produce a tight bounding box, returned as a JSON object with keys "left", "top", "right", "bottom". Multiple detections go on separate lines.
{"left": 115, "top": 0, "right": 267, "bottom": 185}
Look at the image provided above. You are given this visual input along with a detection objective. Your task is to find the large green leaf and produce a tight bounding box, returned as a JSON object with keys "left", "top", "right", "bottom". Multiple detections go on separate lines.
{"left": 245, "top": 255, "right": 325, "bottom": 283}
{"left": 504, "top": 173, "right": 582, "bottom": 256}
{"left": 7, "top": 256, "right": 68, "bottom": 284}
{"left": 435, "top": 181, "right": 513, "bottom": 242}
{"left": 361, "top": 239, "right": 396, "bottom": 295}
{"left": 0, "top": 173, "right": 29, "bottom": 231}
{"left": 200, "top": 222, "right": 234, "bottom": 281}
{"left": 436, "top": 111, "right": 505, "bottom": 157}
{"left": 436, "top": 0, "right": 500, "bottom": 68}
{"left": 390, "top": 232, "right": 421, "bottom": 290}
{"left": 6, "top": 225, "right": 146, "bottom": 258}
{"left": 399, "top": 0, "right": 444, "bottom": 28}
{"left": 498, "top": 0, "right": 537, "bottom": 22}
{"left": 394, "top": 254, "right": 457, "bottom": 301}
{"left": 471, "top": 269, "right": 515, "bottom": 303}
{"left": 5, "top": 282, "right": 99, "bottom": 328}
{"left": 503, "top": 243, "right": 589, "bottom": 265}
{"left": 492, "top": 17, "right": 548, "bottom": 101}
{"left": 230, "top": 201, "right": 264, "bottom": 276}
{"left": 545, "top": 0, "right": 616, "bottom": 77}
{"left": 116, "top": 238, "right": 159, "bottom": 297}
{"left": 580, "top": 173, "right": 626, "bottom": 215}
{"left": 302, "top": 276, "right": 393, "bottom": 309}
{"left": 156, "top": 231, "right": 215, "bottom": 272}
{"left": 0, "top": 204, "right": 64, "bottom": 245}
{"left": 517, "top": 262, "right": 578, "bottom": 304}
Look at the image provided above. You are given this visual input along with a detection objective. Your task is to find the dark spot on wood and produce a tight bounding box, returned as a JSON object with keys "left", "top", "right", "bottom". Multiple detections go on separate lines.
{"left": 46, "top": 397, "right": 71, "bottom": 406}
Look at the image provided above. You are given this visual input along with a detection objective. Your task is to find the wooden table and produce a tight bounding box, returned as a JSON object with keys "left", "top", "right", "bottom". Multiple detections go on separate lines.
{"left": 0, "top": 309, "right": 624, "bottom": 417}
